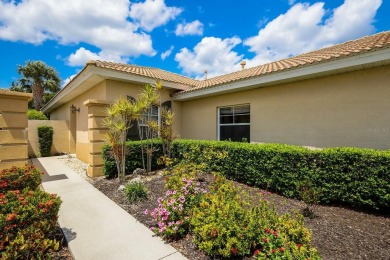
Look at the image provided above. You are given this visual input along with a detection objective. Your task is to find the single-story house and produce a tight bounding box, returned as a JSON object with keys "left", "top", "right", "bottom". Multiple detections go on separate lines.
{"left": 43, "top": 30, "right": 390, "bottom": 176}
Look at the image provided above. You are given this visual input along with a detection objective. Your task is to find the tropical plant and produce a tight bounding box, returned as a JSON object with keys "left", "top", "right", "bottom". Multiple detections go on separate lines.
{"left": 12, "top": 61, "right": 60, "bottom": 111}
{"left": 104, "top": 96, "right": 142, "bottom": 180}
{"left": 137, "top": 82, "right": 161, "bottom": 173}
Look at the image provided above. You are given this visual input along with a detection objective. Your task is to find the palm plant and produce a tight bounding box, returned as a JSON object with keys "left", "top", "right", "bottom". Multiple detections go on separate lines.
{"left": 104, "top": 96, "right": 140, "bottom": 180}
{"left": 12, "top": 61, "right": 60, "bottom": 111}
{"left": 137, "top": 82, "right": 161, "bottom": 173}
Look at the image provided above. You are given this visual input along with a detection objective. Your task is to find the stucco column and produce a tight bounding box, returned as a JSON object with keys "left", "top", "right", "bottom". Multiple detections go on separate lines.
{"left": 83, "top": 99, "right": 110, "bottom": 177}
{"left": 0, "top": 90, "right": 32, "bottom": 170}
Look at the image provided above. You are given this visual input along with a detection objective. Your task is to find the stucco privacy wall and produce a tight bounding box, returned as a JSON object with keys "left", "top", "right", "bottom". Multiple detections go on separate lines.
{"left": 28, "top": 120, "right": 69, "bottom": 157}
{"left": 50, "top": 81, "right": 106, "bottom": 161}
{"left": 0, "top": 90, "right": 32, "bottom": 170}
{"left": 180, "top": 65, "right": 390, "bottom": 150}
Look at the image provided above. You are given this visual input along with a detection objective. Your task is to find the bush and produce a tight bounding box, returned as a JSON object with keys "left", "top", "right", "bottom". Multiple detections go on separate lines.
{"left": 191, "top": 176, "right": 319, "bottom": 258}
{"left": 0, "top": 165, "right": 42, "bottom": 192}
{"left": 104, "top": 139, "right": 390, "bottom": 212}
{"left": 124, "top": 181, "right": 148, "bottom": 203}
{"left": 103, "top": 139, "right": 164, "bottom": 178}
{"left": 0, "top": 189, "right": 61, "bottom": 257}
{"left": 37, "top": 125, "right": 53, "bottom": 157}
{"left": 27, "top": 109, "right": 48, "bottom": 120}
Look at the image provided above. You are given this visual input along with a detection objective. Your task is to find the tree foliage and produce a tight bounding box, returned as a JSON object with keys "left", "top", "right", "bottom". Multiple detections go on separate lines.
{"left": 11, "top": 61, "right": 60, "bottom": 111}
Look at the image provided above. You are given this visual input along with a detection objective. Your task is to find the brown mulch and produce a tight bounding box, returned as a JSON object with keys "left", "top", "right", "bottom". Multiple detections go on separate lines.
{"left": 48, "top": 226, "right": 73, "bottom": 259}
{"left": 93, "top": 174, "right": 390, "bottom": 260}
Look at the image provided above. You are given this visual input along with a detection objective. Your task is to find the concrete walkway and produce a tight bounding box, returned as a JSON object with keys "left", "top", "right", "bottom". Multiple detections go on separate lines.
{"left": 33, "top": 156, "right": 186, "bottom": 260}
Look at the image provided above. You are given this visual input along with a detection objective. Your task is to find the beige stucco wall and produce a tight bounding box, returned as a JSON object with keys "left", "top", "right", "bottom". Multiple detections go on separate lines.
{"left": 50, "top": 81, "right": 106, "bottom": 155}
{"left": 179, "top": 65, "right": 390, "bottom": 150}
{"left": 50, "top": 79, "right": 180, "bottom": 164}
{"left": 28, "top": 120, "right": 69, "bottom": 157}
{"left": 0, "top": 90, "right": 32, "bottom": 169}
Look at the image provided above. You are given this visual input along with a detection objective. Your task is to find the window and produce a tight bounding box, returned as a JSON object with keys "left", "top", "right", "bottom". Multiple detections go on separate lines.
{"left": 218, "top": 104, "right": 250, "bottom": 142}
{"left": 139, "top": 105, "right": 160, "bottom": 139}
{"left": 126, "top": 95, "right": 160, "bottom": 140}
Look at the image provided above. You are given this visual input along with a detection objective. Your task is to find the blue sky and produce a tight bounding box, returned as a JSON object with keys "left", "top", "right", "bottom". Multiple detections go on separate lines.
{"left": 0, "top": 0, "right": 389, "bottom": 88}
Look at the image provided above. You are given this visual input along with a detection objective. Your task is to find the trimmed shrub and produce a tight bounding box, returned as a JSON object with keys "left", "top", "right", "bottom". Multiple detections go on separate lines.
{"left": 37, "top": 125, "right": 53, "bottom": 157}
{"left": 124, "top": 181, "right": 148, "bottom": 203}
{"left": 0, "top": 189, "right": 61, "bottom": 257}
{"left": 103, "top": 139, "right": 164, "bottom": 178}
{"left": 170, "top": 140, "right": 390, "bottom": 212}
{"left": 0, "top": 165, "right": 42, "bottom": 192}
{"left": 27, "top": 109, "right": 48, "bottom": 120}
{"left": 103, "top": 139, "right": 390, "bottom": 212}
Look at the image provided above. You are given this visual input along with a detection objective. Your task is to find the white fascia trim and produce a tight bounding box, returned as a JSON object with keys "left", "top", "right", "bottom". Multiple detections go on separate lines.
{"left": 174, "top": 48, "right": 390, "bottom": 101}
{"left": 42, "top": 66, "right": 95, "bottom": 112}
{"left": 93, "top": 67, "right": 192, "bottom": 91}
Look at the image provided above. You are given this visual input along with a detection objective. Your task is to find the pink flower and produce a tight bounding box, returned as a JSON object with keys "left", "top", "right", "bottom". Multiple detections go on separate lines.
{"left": 144, "top": 209, "right": 148, "bottom": 215}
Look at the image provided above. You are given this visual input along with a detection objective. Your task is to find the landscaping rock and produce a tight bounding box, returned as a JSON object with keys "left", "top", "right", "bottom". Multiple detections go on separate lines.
{"left": 118, "top": 185, "right": 126, "bottom": 191}
{"left": 133, "top": 168, "right": 146, "bottom": 175}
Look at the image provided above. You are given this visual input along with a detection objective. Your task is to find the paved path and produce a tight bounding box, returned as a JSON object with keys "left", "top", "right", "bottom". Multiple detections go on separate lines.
{"left": 33, "top": 156, "right": 186, "bottom": 260}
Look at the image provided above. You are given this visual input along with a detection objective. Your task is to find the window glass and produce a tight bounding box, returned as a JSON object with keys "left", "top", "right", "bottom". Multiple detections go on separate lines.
{"left": 218, "top": 104, "right": 250, "bottom": 142}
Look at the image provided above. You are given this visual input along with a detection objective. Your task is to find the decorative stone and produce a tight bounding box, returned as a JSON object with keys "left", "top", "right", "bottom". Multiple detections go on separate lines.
{"left": 133, "top": 168, "right": 146, "bottom": 175}
{"left": 128, "top": 176, "right": 142, "bottom": 184}
{"left": 118, "top": 185, "right": 126, "bottom": 191}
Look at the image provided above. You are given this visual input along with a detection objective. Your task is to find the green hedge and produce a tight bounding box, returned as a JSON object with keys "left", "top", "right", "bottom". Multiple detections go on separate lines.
{"left": 103, "top": 139, "right": 390, "bottom": 212}
{"left": 37, "top": 126, "right": 53, "bottom": 157}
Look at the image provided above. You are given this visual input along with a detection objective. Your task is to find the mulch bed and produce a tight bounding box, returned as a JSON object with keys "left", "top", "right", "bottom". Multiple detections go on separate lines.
{"left": 93, "top": 173, "right": 390, "bottom": 260}
{"left": 48, "top": 226, "right": 73, "bottom": 259}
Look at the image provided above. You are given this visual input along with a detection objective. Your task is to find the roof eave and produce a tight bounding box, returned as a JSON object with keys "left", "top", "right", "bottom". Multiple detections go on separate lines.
{"left": 173, "top": 48, "right": 390, "bottom": 101}
{"left": 43, "top": 64, "right": 193, "bottom": 113}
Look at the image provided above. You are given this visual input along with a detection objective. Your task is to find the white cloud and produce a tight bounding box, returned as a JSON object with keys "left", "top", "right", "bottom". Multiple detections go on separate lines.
{"left": 67, "top": 47, "right": 128, "bottom": 67}
{"left": 175, "top": 37, "right": 243, "bottom": 78}
{"left": 0, "top": 0, "right": 157, "bottom": 66}
{"left": 161, "top": 46, "right": 174, "bottom": 60}
{"left": 175, "top": 20, "right": 204, "bottom": 36}
{"left": 62, "top": 73, "right": 78, "bottom": 87}
{"left": 288, "top": 0, "right": 296, "bottom": 5}
{"left": 129, "top": 0, "right": 182, "bottom": 32}
{"left": 244, "top": 0, "right": 382, "bottom": 67}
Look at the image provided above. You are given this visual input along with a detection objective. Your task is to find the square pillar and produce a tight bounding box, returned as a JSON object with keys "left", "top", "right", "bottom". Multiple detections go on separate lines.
{"left": 83, "top": 99, "right": 110, "bottom": 177}
{"left": 0, "top": 90, "right": 32, "bottom": 170}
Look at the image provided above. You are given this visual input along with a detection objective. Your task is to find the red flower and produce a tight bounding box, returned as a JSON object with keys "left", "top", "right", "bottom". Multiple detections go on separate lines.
{"left": 262, "top": 238, "right": 268, "bottom": 243}
{"left": 273, "top": 231, "right": 278, "bottom": 237}
{"left": 265, "top": 228, "right": 271, "bottom": 233}
{"left": 297, "top": 244, "right": 302, "bottom": 248}
{"left": 254, "top": 249, "right": 260, "bottom": 256}
{"left": 279, "top": 247, "right": 284, "bottom": 252}
{"left": 231, "top": 247, "right": 238, "bottom": 254}
{"left": 272, "top": 249, "right": 276, "bottom": 253}
{"left": 6, "top": 213, "right": 17, "bottom": 221}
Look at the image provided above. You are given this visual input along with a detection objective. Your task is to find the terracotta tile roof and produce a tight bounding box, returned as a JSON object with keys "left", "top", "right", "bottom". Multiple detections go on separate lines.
{"left": 89, "top": 31, "right": 390, "bottom": 94}
{"left": 183, "top": 30, "right": 390, "bottom": 93}
{"left": 91, "top": 60, "right": 198, "bottom": 87}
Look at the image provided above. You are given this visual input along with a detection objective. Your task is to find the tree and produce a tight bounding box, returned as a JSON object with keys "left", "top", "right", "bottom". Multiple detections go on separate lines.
{"left": 12, "top": 61, "right": 60, "bottom": 111}
{"left": 104, "top": 96, "right": 142, "bottom": 181}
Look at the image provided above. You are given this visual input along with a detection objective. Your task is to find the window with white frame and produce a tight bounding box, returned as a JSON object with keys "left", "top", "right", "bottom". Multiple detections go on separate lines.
{"left": 218, "top": 104, "right": 250, "bottom": 142}
{"left": 139, "top": 105, "right": 160, "bottom": 139}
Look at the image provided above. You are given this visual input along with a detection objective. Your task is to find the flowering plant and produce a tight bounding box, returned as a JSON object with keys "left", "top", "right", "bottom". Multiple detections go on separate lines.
{"left": 0, "top": 165, "right": 42, "bottom": 192}
{"left": 146, "top": 177, "right": 206, "bottom": 239}
{"left": 0, "top": 189, "right": 61, "bottom": 256}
